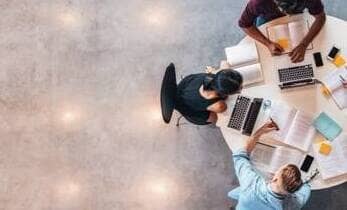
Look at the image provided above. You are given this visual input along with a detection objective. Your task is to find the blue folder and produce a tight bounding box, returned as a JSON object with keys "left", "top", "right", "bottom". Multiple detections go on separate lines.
{"left": 313, "top": 112, "right": 342, "bottom": 141}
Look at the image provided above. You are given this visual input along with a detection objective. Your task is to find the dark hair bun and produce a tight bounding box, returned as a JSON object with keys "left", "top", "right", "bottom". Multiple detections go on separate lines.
{"left": 212, "top": 69, "right": 243, "bottom": 96}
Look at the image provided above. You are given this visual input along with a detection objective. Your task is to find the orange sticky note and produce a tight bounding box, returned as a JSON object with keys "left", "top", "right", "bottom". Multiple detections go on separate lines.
{"left": 277, "top": 38, "right": 290, "bottom": 49}
{"left": 319, "top": 142, "right": 332, "bottom": 155}
{"left": 320, "top": 85, "right": 331, "bottom": 96}
{"left": 333, "top": 55, "right": 346, "bottom": 67}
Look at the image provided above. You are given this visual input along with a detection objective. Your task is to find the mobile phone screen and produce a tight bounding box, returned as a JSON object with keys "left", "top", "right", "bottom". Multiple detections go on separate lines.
{"left": 328, "top": 47, "right": 340, "bottom": 60}
{"left": 313, "top": 52, "right": 323, "bottom": 67}
{"left": 300, "top": 155, "right": 314, "bottom": 172}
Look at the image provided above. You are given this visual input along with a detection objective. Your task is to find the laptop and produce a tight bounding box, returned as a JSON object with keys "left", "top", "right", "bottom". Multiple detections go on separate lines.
{"left": 274, "top": 55, "right": 316, "bottom": 89}
{"left": 227, "top": 95, "right": 265, "bottom": 136}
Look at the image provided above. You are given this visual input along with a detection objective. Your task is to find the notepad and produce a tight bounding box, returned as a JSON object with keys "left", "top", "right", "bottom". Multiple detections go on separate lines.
{"left": 313, "top": 112, "right": 342, "bottom": 141}
{"left": 321, "top": 68, "right": 347, "bottom": 109}
{"left": 224, "top": 42, "right": 263, "bottom": 86}
{"left": 266, "top": 20, "right": 313, "bottom": 54}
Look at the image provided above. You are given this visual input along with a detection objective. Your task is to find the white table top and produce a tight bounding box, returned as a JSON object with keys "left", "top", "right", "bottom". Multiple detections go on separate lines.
{"left": 218, "top": 14, "right": 347, "bottom": 190}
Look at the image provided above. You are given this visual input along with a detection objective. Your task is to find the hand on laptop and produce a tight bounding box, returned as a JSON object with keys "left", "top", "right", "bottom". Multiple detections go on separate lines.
{"left": 267, "top": 42, "right": 284, "bottom": 56}
{"left": 289, "top": 43, "right": 306, "bottom": 63}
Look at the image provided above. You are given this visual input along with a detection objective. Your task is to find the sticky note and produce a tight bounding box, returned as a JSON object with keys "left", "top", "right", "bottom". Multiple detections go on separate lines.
{"left": 319, "top": 142, "right": 332, "bottom": 155}
{"left": 277, "top": 38, "right": 290, "bottom": 49}
{"left": 320, "top": 85, "right": 331, "bottom": 96}
{"left": 333, "top": 55, "right": 346, "bottom": 67}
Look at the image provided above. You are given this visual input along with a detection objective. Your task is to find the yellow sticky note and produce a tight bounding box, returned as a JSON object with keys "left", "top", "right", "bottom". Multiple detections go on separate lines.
{"left": 333, "top": 55, "right": 346, "bottom": 67}
{"left": 277, "top": 38, "right": 290, "bottom": 49}
{"left": 320, "top": 85, "right": 331, "bottom": 97}
{"left": 319, "top": 142, "right": 332, "bottom": 155}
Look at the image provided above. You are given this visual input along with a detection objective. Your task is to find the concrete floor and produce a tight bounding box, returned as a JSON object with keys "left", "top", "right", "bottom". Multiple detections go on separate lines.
{"left": 0, "top": 0, "right": 346, "bottom": 210}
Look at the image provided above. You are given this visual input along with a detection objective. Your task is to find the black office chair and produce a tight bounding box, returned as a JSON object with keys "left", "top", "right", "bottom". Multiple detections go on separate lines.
{"left": 160, "top": 63, "right": 210, "bottom": 126}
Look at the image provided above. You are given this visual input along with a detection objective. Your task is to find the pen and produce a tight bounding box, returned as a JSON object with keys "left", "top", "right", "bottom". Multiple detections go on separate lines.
{"left": 339, "top": 75, "right": 346, "bottom": 83}
{"left": 270, "top": 117, "right": 280, "bottom": 131}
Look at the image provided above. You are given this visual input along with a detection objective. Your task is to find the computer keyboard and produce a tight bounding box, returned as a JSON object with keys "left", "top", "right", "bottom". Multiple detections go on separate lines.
{"left": 228, "top": 96, "right": 251, "bottom": 130}
{"left": 242, "top": 98, "right": 263, "bottom": 136}
{"left": 278, "top": 64, "right": 314, "bottom": 83}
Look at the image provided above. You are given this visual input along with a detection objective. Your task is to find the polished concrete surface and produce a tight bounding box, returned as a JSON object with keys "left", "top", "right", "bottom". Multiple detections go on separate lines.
{"left": 0, "top": 0, "right": 346, "bottom": 210}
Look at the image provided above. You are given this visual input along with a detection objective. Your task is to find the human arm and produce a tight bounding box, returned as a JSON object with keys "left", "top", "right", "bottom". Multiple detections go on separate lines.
{"left": 233, "top": 122, "right": 278, "bottom": 188}
{"left": 207, "top": 100, "right": 227, "bottom": 113}
{"left": 242, "top": 26, "right": 284, "bottom": 55}
{"left": 292, "top": 183, "right": 311, "bottom": 207}
{"left": 289, "top": 12, "right": 326, "bottom": 63}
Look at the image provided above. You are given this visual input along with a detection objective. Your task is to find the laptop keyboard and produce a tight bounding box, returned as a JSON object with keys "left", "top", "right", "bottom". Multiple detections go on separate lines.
{"left": 278, "top": 64, "right": 314, "bottom": 83}
{"left": 242, "top": 98, "right": 263, "bottom": 136}
{"left": 228, "top": 96, "right": 251, "bottom": 130}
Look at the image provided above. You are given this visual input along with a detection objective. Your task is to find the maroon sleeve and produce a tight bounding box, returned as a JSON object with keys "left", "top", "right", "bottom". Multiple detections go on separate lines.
{"left": 238, "top": 0, "right": 259, "bottom": 28}
{"left": 307, "top": 0, "right": 324, "bottom": 15}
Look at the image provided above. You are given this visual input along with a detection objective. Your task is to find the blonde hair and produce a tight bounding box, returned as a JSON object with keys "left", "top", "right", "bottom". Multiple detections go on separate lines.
{"left": 281, "top": 164, "right": 303, "bottom": 193}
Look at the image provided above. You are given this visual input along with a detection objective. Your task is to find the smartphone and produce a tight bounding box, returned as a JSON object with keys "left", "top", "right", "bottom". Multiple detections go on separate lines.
{"left": 300, "top": 155, "right": 314, "bottom": 172}
{"left": 327, "top": 46, "right": 340, "bottom": 61}
{"left": 313, "top": 52, "right": 323, "bottom": 67}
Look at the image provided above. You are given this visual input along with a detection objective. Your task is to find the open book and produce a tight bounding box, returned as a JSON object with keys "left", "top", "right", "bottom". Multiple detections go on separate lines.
{"left": 266, "top": 101, "right": 316, "bottom": 152}
{"left": 322, "top": 68, "right": 347, "bottom": 109}
{"left": 225, "top": 42, "right": 263, "bottom": 86}
{"left": 313, "top": 133, "right": 347, "bottom": 180}
{"left": 267, "top": 20, "right": 313, "bottom": 54}
{"left": 251, "top": 144, "right": 305, "bottom": 174}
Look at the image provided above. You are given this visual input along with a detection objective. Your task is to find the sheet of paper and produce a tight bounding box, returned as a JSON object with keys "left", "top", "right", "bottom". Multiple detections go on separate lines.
{"left": 313, "top": 133, "right": 347, "bottom": 180}
{"left": 267, "top": 24, "right": 291, "bottom": 52}
{"left": 269, "top": 146, "right": 304, "bottom": 173}
{"left": 322, "top": 68, "right": 347, "bottom": 109}
{"left": 285, "top": 110, "right": 316, "bottom": 152}
{"left": 235, "top": 63, "right": 263, "bottom": 86}
{"left": 267, "top": 101, "right": 297, "bottom": 142}
{"left": 251, "top": 143, "right": 276, "bottom": 171}
{"left": 225, "top": 42, "right": 258, "bottom": 68}
{"left": 288, "top": 20, "right": 308, "bottom": 49}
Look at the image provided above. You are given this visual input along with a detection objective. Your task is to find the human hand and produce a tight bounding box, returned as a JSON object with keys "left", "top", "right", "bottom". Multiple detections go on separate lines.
{"left": 253, "top": 121, "right": 278, "bottom": 137}
{"left": 267, "top": 42, "right": 284, "bottom": 56}
{"left": 289, "top": 43, "right": 307, "bottom": 63}
{"left": 343, "top": 81, "right": 347, "bottom": 88}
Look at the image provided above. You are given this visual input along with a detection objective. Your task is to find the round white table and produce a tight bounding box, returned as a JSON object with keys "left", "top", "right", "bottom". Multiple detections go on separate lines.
{"left": 218, "top": 14, "right": 347, "bottom": 190}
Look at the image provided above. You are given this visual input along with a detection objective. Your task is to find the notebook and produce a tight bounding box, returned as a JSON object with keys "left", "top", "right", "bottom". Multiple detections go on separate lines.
{"left": 313, "top": 112, "right": 342, "bottom": 141}
{"left": 225, "top": 42, "right": 263, "bottom": 86}
{"left": 265, "top": 101, "right": 316, "bottom": 152}
{"left": 313, "top": 133, "right": 347, "bottom": 180}
{"left": 267, "top": 20, "right": 313, "bottom": 54}
{"left": 321, "top": 68, "right": 347, "bottom": 109}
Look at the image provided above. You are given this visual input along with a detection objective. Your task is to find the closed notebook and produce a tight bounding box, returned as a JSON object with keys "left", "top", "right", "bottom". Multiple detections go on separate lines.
{"left": 313, "top": 112, "right": 342, "bottom": 141}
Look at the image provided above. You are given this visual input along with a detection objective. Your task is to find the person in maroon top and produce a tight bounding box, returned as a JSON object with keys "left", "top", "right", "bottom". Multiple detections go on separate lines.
{"left": 238, "top": 0, "right": 326, "bottom": 63}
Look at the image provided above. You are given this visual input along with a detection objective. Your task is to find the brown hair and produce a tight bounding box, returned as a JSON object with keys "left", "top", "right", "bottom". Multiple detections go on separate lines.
{"left": 281, "top": 164, "right": 303, "bottom": 193}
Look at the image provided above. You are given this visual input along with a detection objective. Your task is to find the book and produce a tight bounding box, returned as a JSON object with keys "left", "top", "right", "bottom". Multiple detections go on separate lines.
{"left": 251, "top": 144, "right": 305, "bottom": 174}
{"left": 321, "top": 68, "right": 347, "bottom": 109}
{"left": 266, "top": 101, "right": 316, "bottom": 152}
{"left": 313, "top": 133, "right": 347, "bottom": 180}
{"left": 267, "top": 20, "right": 313, "bottom": 54}
{"left": 224, "top": 42, "right": 263, "bottom": 86}
{"left": 313, "top": 112, "right": 342, "bottom": 141}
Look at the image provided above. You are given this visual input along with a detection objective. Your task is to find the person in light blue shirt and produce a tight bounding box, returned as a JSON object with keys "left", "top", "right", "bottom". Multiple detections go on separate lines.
{"left": 228, "top": 122, "right": 311, "bottom": 210}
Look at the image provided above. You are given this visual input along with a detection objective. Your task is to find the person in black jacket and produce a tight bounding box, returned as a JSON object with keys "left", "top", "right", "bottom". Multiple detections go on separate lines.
{"left": 176, "top": 69, "right": 243, "bottom": 124}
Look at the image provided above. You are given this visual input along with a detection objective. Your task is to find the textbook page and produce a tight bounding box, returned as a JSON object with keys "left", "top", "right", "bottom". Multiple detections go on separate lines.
{"left": 288, "top": 20, "right": 309, "bottom": 50}
{"left": 268, "top": 101, "right": 297, "bottom": 142}
{"left": 284, "top": 111, "right": 316, "bottom": 152}
{"left": 225, "top": 42, "right": 258, "bottom": 68}
{"left": 269, "top": 146, "right": 304, "bottom": 173}
{"left": 235, "top": 63, "right": 263, "bottom": 86}
{"left": 251, "top": 143, "right": 276, "bottom": 172}
{"left": 313, "top": 133, "right": 347, "bottom": 180}
{"left": 267, "top": 24, "right": 292, "bottom": 53}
